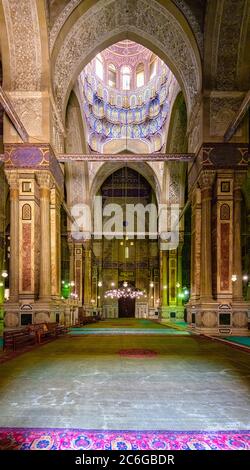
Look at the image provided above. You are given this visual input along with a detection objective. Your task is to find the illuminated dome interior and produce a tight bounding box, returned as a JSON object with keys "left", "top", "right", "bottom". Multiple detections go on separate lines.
{"left": 79, "top": 40, "right": 179, "bottom": 154}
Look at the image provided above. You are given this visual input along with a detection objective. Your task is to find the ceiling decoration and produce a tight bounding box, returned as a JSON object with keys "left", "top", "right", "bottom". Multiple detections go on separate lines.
{"left": 80, "top": 40, "right": 178, "bottom": 153}
{"left": 53, "top": 0, "right": 201, "bottom": 117}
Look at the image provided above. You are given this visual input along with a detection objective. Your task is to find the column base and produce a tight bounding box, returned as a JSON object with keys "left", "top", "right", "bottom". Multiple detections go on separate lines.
{"left": 160, "top": 305, "right": 184, "bottom": 320}
{"left": 186, "top": 301, "right": 249, "bottom": 336}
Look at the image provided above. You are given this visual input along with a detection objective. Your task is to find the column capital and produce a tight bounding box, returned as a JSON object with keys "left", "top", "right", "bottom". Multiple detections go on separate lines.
{"left": 199, "top": 171, "right": 215, "bottom": 191}
{"left": 36, "top": 171, "right": 54, "bottom": 190}
{"left": 234, "top": 171, "right": 246, "bottom": 191}
{"left": 5, "top": 170, "right": 19, "bottom": 190}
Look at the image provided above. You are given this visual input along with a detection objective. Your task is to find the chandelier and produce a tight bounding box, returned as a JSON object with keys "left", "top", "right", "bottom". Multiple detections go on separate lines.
{"left": 104, "top": 282, "right": 144, "bottom": 299}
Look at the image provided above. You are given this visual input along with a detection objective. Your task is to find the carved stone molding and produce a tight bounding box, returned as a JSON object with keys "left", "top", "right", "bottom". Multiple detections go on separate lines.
{"left": 209, "top": 96, "right": 243, "bottom": 137}
{"left": 172, "top": 0, "right": 203, "bottom": 53}
{"left": 4, "top": 144, "right": 64, "bottom": 192}
{"left": 199, "top": 171, "right": 215, "bottom": 191}
{"left": 58, "top": 153, "right": 194, "bottom": 162}
{"left": 216, "top": 0, "right": 246, "bottom": 91}
{"left": 36, "top": 171, "right": 54, "bottom": 190}
{"left": 234, "top": 171, "right": 247, "bottom": 190}
{"left": 232, "top": 311, "right": 248, "bottom": 328}
{"left": 5, "top": 170, "right": 19, "bottom": 190}
{"left": 0, "top": 87, "right": 29, "bottom": 142}
{"left": 53, "top": 0, "right": 201, "bottom": 114}
{"left": 2, "top": 0, "right": 42, "bottom": 91}
{"left": 188, "top": 102, "right": 202, "bottom": 153}
{"left": 7, "top": 91, "right": 43, "bottom": 138}
{"left": 4, "top": 312, "right": 19, "bottom": 328}
{"left": 50, "top": 0, "right": 81, "bottom": 51}
{"left": 50, "top": 0, "right": 203, "bottom": 54}
{"left": 201, "top": 311, "right": 217, "bottom": 328}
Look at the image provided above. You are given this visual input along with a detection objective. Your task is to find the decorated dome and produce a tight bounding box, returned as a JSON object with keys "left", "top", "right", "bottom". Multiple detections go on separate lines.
{"left": 79, "top": 41, "right": 178, "bottom": 153}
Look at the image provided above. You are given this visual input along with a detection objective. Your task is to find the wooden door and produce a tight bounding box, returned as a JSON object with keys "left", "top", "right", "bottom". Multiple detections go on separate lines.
{"left": 118, "top": 297, "right": 135, "bottom": 318}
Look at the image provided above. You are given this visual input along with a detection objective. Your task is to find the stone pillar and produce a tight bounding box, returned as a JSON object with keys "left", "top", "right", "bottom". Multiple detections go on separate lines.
{"left": 213, "top": 172, "right": 234, "bottom": 302}
{"left": 50, "top": 187, "right": 62, "bottom": 298}
{"left": 74, "top": 244, "right": 83, "bottom": 304}
{"left": 233, "top": 173, "right": 245, "bottom": 301}
{"left": 36, "top": 172, "right": 52, "bottom": 301}
{"left": 168, "top": 250, "right": 177, "bottom": 306}
{"left": 246, "top": 211, "right": 250, "bottom": 301}
{"left": 230, "top": 172, "right": 249, "bottom": 333}
{"left": 0, "top": 167, "right": 7, "bottom": 335}
{"left": 190, "top": 187, "right": 201, "bottom": 302}
{"left": 83, "top": 240, "right": 92, "bottom": 308}
{"left": 161, "top": 250, "right": 168, "bottom": 307}
{"left": 199, "top": 171, "right": 214, "bottom": 302}
{"left": 19, "top": 174, "right": 40, "bottom": 300}
{"left": 6, "top": 172, "right": 19, "bottom": 302}
{"left": 69, "top": 241, "right": 75, "bottom": 289}
{"left": 93, "top": 240, "right": 103, "bottom": 310}
{"left": 177, "top": 243, "right": 183, "bottom": 306}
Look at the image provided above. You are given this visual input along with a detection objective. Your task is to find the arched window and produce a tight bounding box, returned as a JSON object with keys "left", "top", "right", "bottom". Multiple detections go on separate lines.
{"left": 121, "top": 66, "right": 131, "bottom": 90}
{"left": 136, "top": 63, "right": 144, "bottom": 87}
{"left": 108, "top": 63, "right": 117, "bottom": 88}
{"left": 22, "top": 204, "right": 31, "bottom": 220}
{"left": 150, "top": 55, "right": 157, "bottom": 80}
{"left": 95, "top": 54, "right": 103, "bottom": 80}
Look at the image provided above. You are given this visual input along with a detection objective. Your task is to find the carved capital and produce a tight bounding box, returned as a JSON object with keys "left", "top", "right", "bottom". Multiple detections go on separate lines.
{"left": 5, "top": 170, "right": 19, "bottom": 191}
{"left": 36, "top": 171, "right": 54, "bottom": 190}
{"left": 234, "top": 171, "right": 246, "bottom": 191}
{"left": 199, "top": 171, "right": 215, "bottom": 191}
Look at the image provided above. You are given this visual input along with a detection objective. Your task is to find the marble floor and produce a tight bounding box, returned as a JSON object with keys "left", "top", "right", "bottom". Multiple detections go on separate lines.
{"left": 0, "top": 328, "right": 249, "bottom": 431}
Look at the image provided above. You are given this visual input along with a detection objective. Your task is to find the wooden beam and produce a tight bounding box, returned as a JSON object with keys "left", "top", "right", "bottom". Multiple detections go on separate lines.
{"left": 57, "top": 153, "right": 194, "bottom": 162}
{"left": 224, "top": 90, "right": 250, "bottom": 142}
{"left": 0, "top": 87, "right": 29, "bottom": 142}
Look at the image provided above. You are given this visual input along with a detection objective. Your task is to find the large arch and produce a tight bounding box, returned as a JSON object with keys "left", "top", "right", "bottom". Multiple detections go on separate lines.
{"left": 49, "top": 0, "right": 204, "bottom": 55}
{"left": 204, "top": 0, "right": 250, "bottom": 91}
{"left": 51, "top": 0, "right": 202, "bottom": 121}
{"left": 0, "top": 0, "right": 49, "bottom": 91}
{"left": 0, "top": 0, "right": 51, "bottom": 142}
{"left": 89, "top": 161, "right": 161, "bottom": 206}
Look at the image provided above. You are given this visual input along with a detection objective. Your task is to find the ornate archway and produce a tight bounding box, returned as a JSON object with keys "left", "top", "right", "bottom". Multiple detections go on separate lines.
{"left": 51, "top": 0, "right": 202, "bottom": 120}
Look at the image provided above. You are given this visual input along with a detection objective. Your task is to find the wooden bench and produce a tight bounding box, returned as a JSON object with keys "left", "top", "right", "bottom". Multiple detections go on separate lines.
{"left": 3, "top": 328, "right": 36, "bottom": 351}
{"left": 33, "top": 322, "right": 69, "bottom": 343}
{"left": 80, "top": 317, "right": 96, "bottom": 326}
{"left": 55, "top": 324, "right": 69, "bottom": 335}
{"left": 3, "top": 322, "right": 69, "bottom": 351}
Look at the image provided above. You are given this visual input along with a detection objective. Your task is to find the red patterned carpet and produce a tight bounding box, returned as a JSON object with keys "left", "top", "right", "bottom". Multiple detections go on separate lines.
{"left": 0, "top": 428, "right": 249, "bottom": 450}
{"left": 119, "top": 348, "right": 158, "bottom": 358}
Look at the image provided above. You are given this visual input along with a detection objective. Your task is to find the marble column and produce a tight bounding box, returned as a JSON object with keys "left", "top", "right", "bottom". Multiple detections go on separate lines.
{"left": 74, "top": 243, "right": 83, "bottom": 304}
{"left": 190, "top": 187, "right": 201, "bottom": 302}
{"left": 83, "top": 240, "right": 92, "bottom": 306}
{"left": 37, "top": 172, "right": 52, "bottom": 301}
{"left": 69, "top": 241, "right": 74, "bottom": 288}
{"left": 177, "top": 243, "right": 183, "bottom": 306}
{"left": 168, "top": 250, "right": 177, "bottom": 305}
{"left": 50, "top": 187, "right": 62, "bottom": 298}
{"left": 233, "top": 173, "right": 245, "bottom": 301}
{"left": 7, "top": 172, "right": 19, "bottom": 302}
{"left": 199, "top": 172, "right": 214, "bottom": 302}
{"left": 246, "top": 211, "right": 250, "bottom": 301}
{"left": 214, "top": 171, "right": 234, "bottom": 302}
{"left": 161, "top": 249, "right": 168, "bottom": 308}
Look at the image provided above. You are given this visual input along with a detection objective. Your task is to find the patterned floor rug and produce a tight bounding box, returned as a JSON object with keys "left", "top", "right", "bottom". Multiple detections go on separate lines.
{"left": 0, "top": 428, "right": 249, "bottom": 450}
